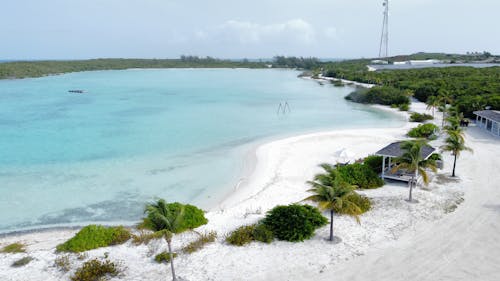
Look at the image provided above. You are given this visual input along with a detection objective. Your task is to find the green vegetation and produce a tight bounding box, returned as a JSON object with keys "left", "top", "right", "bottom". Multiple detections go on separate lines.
{"left": 314, "top": 163, "right": 383, "bottom": 190}
{"left": 262, "top": 204, "right": 328, "bottom": 242}
{"left": 71, "top": 258, "right": 120, "bottom": 281}
{"left": 252, "top": 223, "right": 274, "bottom": 243}
{"left": 182, "top": 231, "right": 217, "bottom": 254}
{"left": 226, "top": 225, "right": 256, "bottom": 246}
{"left": 345, "top": 86, "right": 410, "bottom": 107}
{"left": 392, "top": 140, "right": 438, "bottom": 202}
{"left": 409, "top": 112, "right": 434, "bottom": 122}
{"left": 363, "top": 155, "right": 384, "bottom": 174}
{"left": 11, "top": 256, "right": 34, "bottom": 267}
{"left": 407, "top": 123, "right": 439, "bottom": 139}
{"left": 306, "top": 169, "right": 370, "bottom": 241}
{"left": 271, "top": 56, "right": 323, "bottom": 69}
{"left": 1, "top": 242, "right": 26, "bottom": 253}
{"left": 324, "top": 57, "right": 500, "bottom": 117}
{"left": 155, "top": 252, "right": 178, "bottom": 263}
{"left": 0, "top": 57, "right": 268, "bottom": 79}
{"left": 56, "top": 225, "right": 131, "bottom": 253}
{"left": 139, "top": 202, "right": 207, "bottom": 234}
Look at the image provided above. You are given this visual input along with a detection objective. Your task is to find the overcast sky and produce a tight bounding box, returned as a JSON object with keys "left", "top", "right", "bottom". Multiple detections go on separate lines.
{"left": 1, "top": 0, "right": 499, "bottom": 59}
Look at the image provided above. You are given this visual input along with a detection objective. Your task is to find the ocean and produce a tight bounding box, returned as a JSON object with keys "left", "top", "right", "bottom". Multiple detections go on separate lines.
{"left": 0, "top": 68, "right": 404, "bottom": 232}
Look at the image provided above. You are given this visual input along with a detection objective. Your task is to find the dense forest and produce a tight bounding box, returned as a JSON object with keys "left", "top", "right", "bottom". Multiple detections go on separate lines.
{"left": 323, "top": 57, "right": 500, "bottom": 117}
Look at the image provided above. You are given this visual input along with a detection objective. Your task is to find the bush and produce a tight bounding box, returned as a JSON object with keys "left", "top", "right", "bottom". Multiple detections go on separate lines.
{"left": 398, "top": 103, "right": 410, "bottom": 111}
{"left": 336, "top": 163, "right": 384, "bottom": 189}
{"left": 154, "top": 252, "right": 178, "bottom": 263}
{"left": 56, "top": 225, "right": 131, "bottom": 253}
{"left": 1, "top": 242, "right": 26, "bottom": 253}
{"left": 252, "top": 224, "right": 274, "bottom": 243}
{"left": 182, "top": 231, "right": 217, "bottom": 254}
{"left": 409, "top": 112, "right": 434, "bottom": 122}
{"left": 226, "top": 225, "right": 255, "bottom": 246}
{"left": 363, "top": 155, "right": 383, "bottom": 174}
{"left": 336, "top": 193, "right": 371, "bottom": 214}
{"left": 71, "top": 258, "right": 120, "bottom": 281}
{"left": 407, "top": 123, "right": 439, "bottom": 139}
{"left": 345, "top": 86, "right": 410, "bottom": 106}
{"left": 262, "top": 204, "right": 327, "bottom": 242}
{"left": 11, "top": 256, "right": 33, "bottom": 267}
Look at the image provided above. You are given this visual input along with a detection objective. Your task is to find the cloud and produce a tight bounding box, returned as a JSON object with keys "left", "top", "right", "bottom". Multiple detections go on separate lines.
{"left": 202, "top": 18, "right": 317, "bottom": 45}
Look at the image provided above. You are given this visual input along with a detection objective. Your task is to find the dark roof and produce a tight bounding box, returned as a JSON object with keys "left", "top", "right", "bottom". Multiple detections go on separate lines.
{"left": 474, "top": 110, "right": 500, "bottom": 123}
{"left": 375, "top": 141, "right": 435, "bottom": 159}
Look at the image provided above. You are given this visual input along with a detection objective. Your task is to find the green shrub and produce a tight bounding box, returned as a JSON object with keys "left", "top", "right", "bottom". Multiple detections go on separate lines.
{"left": 71, "top": 258, "right": 120, "bottom": 281}
{"left": 409, "top": 112, "right": 434, "bottom": 122}
{"left": 1, "top": 242, "right": 26, "bottom": 253}
{"left": 335, "top": 193, "right": 371, "bottom": 214}
{"left": 336, "top": 163, "right": 384, "bottom": 189}
{"left": 263, "top": 204, "right": 327, "bottom": 242}
{"left": 363, "top": 155, "right": 383, "bottom": 174}
{"left": 398, "top": 103, "right": 410, "bottom": 111}
{"left": 252, "top": 223, "right": 274, "bottom": 243}
{"left": 154, "top": 252, "right": 178, "bottom": 263}
{"left": 11, "top": 256, "right": 33, "bottom": 267}
{"left": 407, "top": 123, "right": 439, "bottom": 139}
{"left": 345, "top": 86, "right": 410, "bottom": 106}
{"left": 182, "top": 231, "right": 217, "bottom": 254}
{"left": 226, "top": 225, "right": 255, "bottom": 246}
{"left": 56, "top": 225, "right": 131, "bottom": 253}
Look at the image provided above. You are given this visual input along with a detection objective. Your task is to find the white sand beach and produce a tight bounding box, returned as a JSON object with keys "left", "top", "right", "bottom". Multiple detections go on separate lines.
{"left": 1, "top": 101, "right": 499, "bottom": 281}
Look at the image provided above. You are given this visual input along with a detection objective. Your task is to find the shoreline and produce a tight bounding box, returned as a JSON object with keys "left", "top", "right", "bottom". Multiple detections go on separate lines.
{"left": 2, "top": 97, "right": 490, "bottom": 281}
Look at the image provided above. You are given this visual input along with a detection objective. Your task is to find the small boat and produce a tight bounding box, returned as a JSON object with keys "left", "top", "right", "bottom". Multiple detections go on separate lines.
{"left": 68, "top": 90, "right": 85, "bottom": 93}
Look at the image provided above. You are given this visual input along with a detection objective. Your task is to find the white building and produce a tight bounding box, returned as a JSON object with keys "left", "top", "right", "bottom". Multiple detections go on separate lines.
{"left": 474, "top": 110, "right": 500, "bottom": 137}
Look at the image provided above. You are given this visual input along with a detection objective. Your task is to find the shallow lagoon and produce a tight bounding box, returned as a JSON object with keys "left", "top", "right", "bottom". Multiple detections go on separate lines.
{"left": 0, "top": 69, "right": 404, "bottom": 232}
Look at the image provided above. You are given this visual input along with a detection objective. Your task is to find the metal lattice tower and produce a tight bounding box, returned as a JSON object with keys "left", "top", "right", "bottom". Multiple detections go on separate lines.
{"left": 378, "top": 0, "right": 389, "bottom": 58}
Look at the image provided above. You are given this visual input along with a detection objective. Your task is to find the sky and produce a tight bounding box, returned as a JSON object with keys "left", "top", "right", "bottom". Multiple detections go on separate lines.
{"left": 1, "top": 0, "right": 499, "bottom": 59}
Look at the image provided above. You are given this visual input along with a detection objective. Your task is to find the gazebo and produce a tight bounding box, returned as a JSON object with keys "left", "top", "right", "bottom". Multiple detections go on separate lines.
{"left": 375, "top": 141, "right": 436, "bottom": 182}
{"left": 474, "top": 110, "right": 500, "bottom": 137}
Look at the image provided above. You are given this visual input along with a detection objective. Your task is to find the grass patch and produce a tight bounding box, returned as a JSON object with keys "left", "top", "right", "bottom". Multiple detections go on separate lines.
{"left": 409, "top": 112, "right": 434, "bottom": 122}
{"left": 252, "top": 223, "right": 274, "bottom": 243}
{"left": 154, "top": 252, "right": 178, "bottom": 263}
{"left": 182, "top": 231, "right": 217, "bottom": 254}
{"left": 131, "top": 230, "right": 164, "bottom": 245}
{"left": 226, "top": 225, "right": 255, "bottom": 246}
{"left": 11, "top": 256, "right": 34, "bottom": 267}
{"left": 57, "top": 225, "right": 131, "bottom": 253}
{"left": 407, "top": 123, "right": 439, "bottom": 139}
{"left": 1, "top": 242, "right": 26, "bottom": 253}
{"left": 54, "top": 255, "right": 71, "bottom": 272}
{"left": 71, "top": 258, "right": 120, "bottom": 281}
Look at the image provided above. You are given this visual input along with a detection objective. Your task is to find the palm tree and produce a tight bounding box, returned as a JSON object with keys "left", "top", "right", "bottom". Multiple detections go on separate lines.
{"left": 305, "top": 168, "right": 362, "bottom": 241}
{"left": 441, "top": 130, "right": 472, "bottom": 177}
{"left": 436, "top": 90, "right": 454, "bottom": 128}
{"left": 143, "top": 199, "right": 185, "bottom": 281}
{"left": 426, "top": 95, "right": 439, "bottom": 117}
{"left": 391, "top": 140, "right": 438, "bottom": 202}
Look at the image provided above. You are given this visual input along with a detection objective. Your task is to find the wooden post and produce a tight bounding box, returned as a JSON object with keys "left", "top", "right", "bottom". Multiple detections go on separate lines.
{"left": 381, "top": 156, "right": 386, "bottom": 178}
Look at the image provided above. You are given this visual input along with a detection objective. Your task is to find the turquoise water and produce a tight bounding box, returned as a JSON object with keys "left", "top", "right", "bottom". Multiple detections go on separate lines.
{"left": 0, "top": 69, "right": 403, "bottom": 232}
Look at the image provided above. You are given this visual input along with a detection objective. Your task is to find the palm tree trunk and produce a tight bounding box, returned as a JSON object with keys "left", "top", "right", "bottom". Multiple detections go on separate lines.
{"left": 452, "top": 153, "right": 457, "bottom": 177}
{"left": 167, "top": 240, "right": 177, "bottom": 281}
{"left": 329, "top": 209, "right": 334, "bottom": 241}
{"left": 408, "top": 177, "right": 414, "bottom": 202}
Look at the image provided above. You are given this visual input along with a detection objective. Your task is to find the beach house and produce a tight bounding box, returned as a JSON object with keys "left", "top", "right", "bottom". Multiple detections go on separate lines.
{"left": 375, "top": 141, "right": 436, "bottom": 182}
{"left": 474, "top": 110, "right": 500, "bottom": 137}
